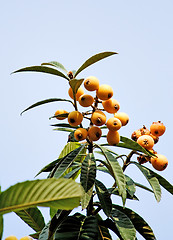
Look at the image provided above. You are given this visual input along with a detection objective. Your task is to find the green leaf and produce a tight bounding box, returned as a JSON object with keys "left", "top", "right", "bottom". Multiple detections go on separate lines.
{"left": 0, "top": 214, "right": 3, "bottom": 240}
{"left": 145, "top": 167, "right": 173, "bottom": 195}
{"left": 49, "top": 210, "right": 71, "bottom": 240}
{"left": 96, "top": 145, "right": 127, "bottom": 205}
{"left": 118, "top": 137, "right": 155, "bottom": 156}
{"left": 113, "top": 205, "right": 156, "bottom": 240}
{"left": 51, "top": 123, "right": 78, "bottom": 129}
{"left": 12, "top": 65, "right": 69, "bottom": 80}
{"left": 80, "top": 153, "right": 96, "bottom": 192}
{"left": 96, "top": 214, "right": 112, "bottom": 240}
{"left": 132, "top": 162, "right": 161, "bottom": 202}
{"left": 125, "top": 175, "right": 136, "bottom": 197}
{"left": 20, "top": 98, "right": 73, "bottom": 115}
{"left": 74, "top": 51, "right": 117, "bottom": 77}
{"left": 55, "top": 215, "right": 98, "bottom": 240}
{"left": 38, "top": 222, "right": 50, "bottom": 240}
{"left": 51, "top": 144, "right": 86, "bottom": 178}
{"left": 111, "top": 208, "right": 136, "bottom": 240}
{"left": 95, "top": 179, "right": 112, "bottom": 217}
{"left": 53, "top": 127, "right": 74, "bottom": 133}
{"left": 64, "top": 165, "right": 81, "bottom": 180}
{"left": 69, "top": 78, "right": 84, "bottom": 99}
{"left": 41, "top": 61, "right": 68, "bottom": 73}
{"left": 15, "top": 207, "right": 45, "bottom": 232}
{"left": 81, "top": 186, "right": 94, "bottom": 210}
{"left": 59, "top": 142, "right": 81, "bottom": 158}
{"left": 0, "top": 178, "right": 82, "bottom": 215}
{"left": 50, "top": 112, "right": 69, "bottom": 120}
{"left": 134, "top": 182, "right": 154, "bottom": 193}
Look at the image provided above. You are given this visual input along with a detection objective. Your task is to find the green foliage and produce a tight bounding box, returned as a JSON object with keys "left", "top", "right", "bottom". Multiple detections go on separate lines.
{"left": 3, "top": 51, "right": 172, "bottom": 239}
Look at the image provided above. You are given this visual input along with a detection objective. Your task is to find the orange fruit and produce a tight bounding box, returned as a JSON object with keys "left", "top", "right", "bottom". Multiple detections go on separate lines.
{"left": 102, "top": 99, "right": 120, "bottom": 113}
{"left": 78, "top": 94, "right": 94, "bottom": 107}
{"left": 150, "top": 121, "right": 166, "bottom": 137}
{"left": 5, "top": 237, "right": 18, "bottom": 240}
{"left": 68, "top": 87, "right": 84, "bottom": 101}
{"left": 137, "top": 135, "right": 154, "bottom": 150}
{"left": 107, "top": 130, "right": 120, "bottom": 146}
{"left": 84, "top": 76, "right": 99, "bottom": 91}
{"left": 106, "top": 117, "right": 122, "bottom": 131}
{"left": 151, "top": 154, "right": 168, "bottom": 171}
{"left": 54, "top": 109, "right": 68, "bottom": 120}
{"left": 91, "top": 110, "right": 106, "bottom": 126}
{"left": 74, "top": 128, "right": 88, "bottom": 141}
{"left": 20, "top": 237, "right": 33, "bottom": 240}
{"left": 96, "top": 84, "right": 113, "bottom": 100}
{"left": 88, "top": 126, "right": 102, "bottom": 141}
{"left": 68, "top": 111, "right": 83, "bottom": 127}
{"left": 114, "top": 112, "right": 129, "bottom": 126}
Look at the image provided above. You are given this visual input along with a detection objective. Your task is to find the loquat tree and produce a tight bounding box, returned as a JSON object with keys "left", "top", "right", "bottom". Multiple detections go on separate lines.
{"left": 1, "top": 52, "right": 173, "bottom": 240}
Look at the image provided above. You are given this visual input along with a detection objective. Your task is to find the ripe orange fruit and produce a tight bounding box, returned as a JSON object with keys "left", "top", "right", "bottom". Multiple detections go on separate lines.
{"left": 91, "top": 110, "right": 106, "bottom": 126}
{"left": 131, "top": 129, "right": 142, "bottom": 141}
{"left": 68, "top": 111, "right": 83, "bottom": 127}
{"left": 74, "top": 128, "right": 88, "bottom": 141}
{"left": 96, "top": 84, "right": 113, "bottom": 100}
{"left": 137, "top": 135, "right": 154, "bottom": 150}
{"left": 84, "top": 76, "right": 99, "bottom": 91}
{"left": 88, "top": 126, "right": 102, "bottom": 141}
{"left": 54, "top": 109, "right": 68, "bottom": 120}
{"left": 107, "top": 130, "right": 120, "bottom": 146}
{"left": 5, "top": 237, "right": 18, "bottom": 240}
{"left": 150, "top": 121, "right": 166, "bottom": 137}
{"left": 68, "top": 87, "right": 84, "bottom": 101}
{"left": 151, "top": 154, "right": 168, "bottom": 171}
{"left": 102, "top": 99, "right": 120, "bottom": 113}
{"left": 106, "top": 117, "right": 122, "bottom": 131}
{"left": 114, "top": 112, "right": 129, "bottom": 126}
{"left": 78, "top": 94, "right": 94, "bottom": 107}
{"left": 20, "top": 237, "right": 33, "bottom": 240}
{"left": 149, "top": 133, "right": 159, "bottom": 144}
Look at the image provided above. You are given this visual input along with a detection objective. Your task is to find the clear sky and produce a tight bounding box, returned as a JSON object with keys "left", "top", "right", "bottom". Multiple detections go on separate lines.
{"left": 1, "top": 1, "right": 173, "bottom": 239}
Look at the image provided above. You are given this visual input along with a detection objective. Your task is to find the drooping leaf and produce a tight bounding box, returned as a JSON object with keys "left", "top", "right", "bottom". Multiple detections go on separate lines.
{"left": 145, "top": 167, "right": 173, "bottom": 195}
{"left": 96, "top": 145, "right": 127, "bottom": 205}
{"left": 12, "top": 65, "right": 69, "bottom": 80}
{"left": 74, "top": 51, "right": 117, "bottom": 77}
{"left": 55, "top": 214, "right": 98, "bottom": 240}
{"left": 125, "top": 175, "right": 136, "bottom": 197}
{"left": 102, "top": 218, "right": 123, "bottom": 240}
{"left": 41, "top": 61, "right": 68, "bottom": 73}
{"left": 53, "top": 127, "right": 74, "bottom": 133}
{"left": 113, "top": 205, "right": 156, "bottom": 240}
{"left": 15, "top": 207, "right": 45, "bottom": 232}
{"left": 51, "top": 123, "right": 78, "bottom": 129}
{"left": 134, "top": 182, "right": 154, "bottom": 193}
{"left": 81, "top": 186, "right": 94, "bottom": 210}
{"left": 111, "top": 208, "right": 136, "bottom": 240}
{"left": 20, "top": 98, "right": 73, "bottom": 115}
{"left": 0, "top": 178, "right": 82, "bottom": 215}
{"left": 95, "top": 179, "right": 112, "bottom": 217}
{"left": 110, "top": 188, "right": 139, "bottom": 201}
{"left": 80, "top": 153, "right": 96, "bottom": 192}
{"left": 51, "top": 144, "right": 86, "bottom": 178}
{"left": 49, "top": 210, "right": 71, "bottom": 240}
{"left": 132, "top": 162, "right": 161, "bottom": 202}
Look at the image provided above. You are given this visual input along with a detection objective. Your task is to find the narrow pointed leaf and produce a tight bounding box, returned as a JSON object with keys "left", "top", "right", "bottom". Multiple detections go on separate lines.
{"left": 52, "top": 144, "right": 86, "bottom": 178}
{"left": 20, "top": 98, "right": 73, "bottom": 115}
{"left": 41, "top": 61, "right": 68, "bottom": 73}
{"left": 13, "top": 65, "right": 69, "bottom": 80}
{"left": 111, "top": 208, "right": 136, "bottom": 240}
{"left": 81, "top": 186, "right": 94, "bottom": 210}
{"left": 132, "top": 162, "right": 161, "bottom": 202}
{"left": 145, "top": 167, "right": 173, "bottom": 195}
{"left": 59, "top": 142, "right": 82, "bottom": 158}
{"left": 15, "top": 207, "right": 45, "bottom": 232}
{"left": 95, "top": 179, "right": 112, "bottom": 217}
{"left": 55, "top": 215, "right": 98, "bottom": 240}
{"left": 53, "top": 127, "right": 74, "bottom": 133}
{"left": 69, "top": 78, "right": 84, "bottom": 95}
{"left": 113, "top": 205, "right": 156, "bottom": 240}
{"left": 0, "top": 178, "right": 82, "bottom": 215}
{"left": 80, "top": 153, "right": 96, "bottom": 192}
{"left": 97, "top": 145, "right": 127, "bottom": 205}
{"left": 74, "top": 51, "right": 117, "bottom": 77}
{"left": 51, "top": 123, "right": 78, "bottom": 129}
{"left": 125, "top": 175, "right": 136, "bottom": 197}
{"left": 50, "top": 112, "right": 69, "bottom": 120}
{"left": 134, "top": 182, "right": 154, "bottom": 193}
{"left": 64, "top": 165, "right": 81, "bottom": 179}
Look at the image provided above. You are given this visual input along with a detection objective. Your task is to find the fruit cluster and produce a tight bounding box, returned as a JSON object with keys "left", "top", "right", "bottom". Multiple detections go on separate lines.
{"left": 54, "top": 76, "right": 129, "bottom": 146}
{"left": 5, "top": 236, "right": 32, "bottom": 240}
{"left": 131, "top": 121, "right": 168, "bottom": 171}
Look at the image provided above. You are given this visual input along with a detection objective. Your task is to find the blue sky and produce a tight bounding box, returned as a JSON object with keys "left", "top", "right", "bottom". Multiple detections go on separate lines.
{"left": 1, "top": 1, "right": 173, "bottom": 239}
